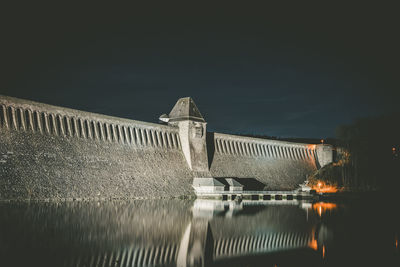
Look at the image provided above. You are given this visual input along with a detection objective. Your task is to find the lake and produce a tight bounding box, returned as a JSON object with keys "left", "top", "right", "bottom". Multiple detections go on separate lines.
{"left": 0, "top": 194, "right": 399, "bottom": 267}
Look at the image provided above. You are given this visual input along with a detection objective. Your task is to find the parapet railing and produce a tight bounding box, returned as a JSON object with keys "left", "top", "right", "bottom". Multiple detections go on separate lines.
{"left": 0, "top": 95, "right": 181, "bottom": 150}
{"left": 214, "top": 132, "right": 316, "bottom": 161}
{"left": 0, "top": 95, "right": 320, "bottom": 159}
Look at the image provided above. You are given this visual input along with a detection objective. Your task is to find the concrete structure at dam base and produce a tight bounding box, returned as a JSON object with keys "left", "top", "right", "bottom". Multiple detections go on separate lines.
{"left": 0, "top": 95, "right": 334, "bottom": 200}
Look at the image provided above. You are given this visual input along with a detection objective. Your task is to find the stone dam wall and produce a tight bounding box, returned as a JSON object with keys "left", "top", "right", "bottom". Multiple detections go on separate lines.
{"left": 210, "top": 132, "right": 318, "bottom": 191}
{"left": 0, "top": 95, "right": 332, "bottom": 200}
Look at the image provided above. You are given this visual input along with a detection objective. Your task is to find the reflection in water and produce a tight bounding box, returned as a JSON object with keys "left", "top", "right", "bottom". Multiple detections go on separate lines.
{"left": 308, "top": 229, "right": 318, "bottom": 251}
{"left": 312, "top": 202, "right": 338, "bottom": 217}
{"left": 0, "top": 197, "right": 399, "bottom": 266}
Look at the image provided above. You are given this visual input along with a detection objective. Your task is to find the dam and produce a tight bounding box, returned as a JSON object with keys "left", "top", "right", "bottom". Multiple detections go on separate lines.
{"left": 0, "top": 95, "right": 333, "bottom": 200}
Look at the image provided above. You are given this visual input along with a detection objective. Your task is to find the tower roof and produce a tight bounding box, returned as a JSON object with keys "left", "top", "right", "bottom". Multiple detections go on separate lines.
{"left": 168, "top": 97, "right": 205, "bottom": 122}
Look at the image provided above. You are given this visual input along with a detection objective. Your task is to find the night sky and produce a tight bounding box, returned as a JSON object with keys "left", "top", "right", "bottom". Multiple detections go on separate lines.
{"left": 2, "top": 3, "right": 399, "bottom": 138}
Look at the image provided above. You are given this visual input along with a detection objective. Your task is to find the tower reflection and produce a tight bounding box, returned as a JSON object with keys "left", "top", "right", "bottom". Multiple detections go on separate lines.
{"left": 0, "top": 199, "right": 331, "bottom": 267}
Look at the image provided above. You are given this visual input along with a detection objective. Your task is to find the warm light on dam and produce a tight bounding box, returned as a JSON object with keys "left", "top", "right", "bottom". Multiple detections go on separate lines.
{"left": 312, "top": 181, "right": 338, "bottom": 193}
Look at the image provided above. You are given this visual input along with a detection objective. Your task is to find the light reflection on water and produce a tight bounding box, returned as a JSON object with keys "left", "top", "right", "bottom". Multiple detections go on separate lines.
{"left": 312, "top": 202, "right": 338, "bottom": 217}
{"left": 0, "top": 197, "right": 399, "bottom": 267}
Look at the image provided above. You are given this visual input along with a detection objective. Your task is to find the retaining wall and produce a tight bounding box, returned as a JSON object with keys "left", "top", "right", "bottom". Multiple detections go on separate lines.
{"left": 210, "top": 133, "right": 317, "bottom": 190}
{"left": 0, "top": 95, "right": 322, "bottom": 200}
{"left": 0, "top": 96, "right": 193, "bottom": 200}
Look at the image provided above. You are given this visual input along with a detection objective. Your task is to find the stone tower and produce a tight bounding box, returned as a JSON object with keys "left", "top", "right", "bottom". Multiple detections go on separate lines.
{"left": 165, "top": 97, "right": 209, "bottom": 175}
{"left": 161, "top": 97, "right": 225, "bottom": 193}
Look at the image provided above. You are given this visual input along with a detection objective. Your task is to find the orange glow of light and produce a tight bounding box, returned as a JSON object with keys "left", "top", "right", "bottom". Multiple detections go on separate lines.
{"left": 309, "top": 238, "right": 318, "bottom": 251}
{"left": 396, "top": 239, "right": 398, "bottom": 248}
{"left": 322, "top": 245, "right": 326, "bottom": 259}
{"left": 320, "top": 139, "right": 324, "bottom": 144}
{"left": 312, "top": 181, "right": 338, "bottom": 193}
{"left": 309, "top": 228, "right": 318, "bottom": 251}
{"left": 313, "top": 202, "right": 338, "bottom": 217}
{"left": 393, "top": 147, "right": 396, "bottom": 151}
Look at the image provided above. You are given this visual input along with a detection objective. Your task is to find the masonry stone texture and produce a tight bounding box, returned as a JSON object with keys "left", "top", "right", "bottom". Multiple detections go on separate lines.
{"left": 0, "top": 95, "right": 333, "bottom": 200}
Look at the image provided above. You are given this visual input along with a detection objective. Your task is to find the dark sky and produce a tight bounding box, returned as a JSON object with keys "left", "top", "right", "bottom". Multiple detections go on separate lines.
{"left": 2, "top": 3, "right": 399, "bottom": 138}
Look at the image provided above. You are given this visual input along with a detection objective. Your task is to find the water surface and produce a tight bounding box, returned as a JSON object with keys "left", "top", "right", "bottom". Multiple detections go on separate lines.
{"left": 0, "top": 196, "right": 398, "bottom": 266}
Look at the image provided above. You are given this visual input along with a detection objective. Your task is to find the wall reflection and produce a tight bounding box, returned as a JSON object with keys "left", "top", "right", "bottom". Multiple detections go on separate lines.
{"left": 0, "top": 199, "right": 333, "bottom": 267}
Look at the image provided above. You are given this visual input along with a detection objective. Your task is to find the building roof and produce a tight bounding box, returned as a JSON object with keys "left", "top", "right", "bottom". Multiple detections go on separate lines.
{"left": 168, "top": 97, "right": 205, "bottom": 122}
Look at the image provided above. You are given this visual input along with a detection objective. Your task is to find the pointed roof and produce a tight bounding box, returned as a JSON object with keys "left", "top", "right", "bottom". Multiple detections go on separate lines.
{"left": 168, "top": 97, "right": 205, "bottom": 122}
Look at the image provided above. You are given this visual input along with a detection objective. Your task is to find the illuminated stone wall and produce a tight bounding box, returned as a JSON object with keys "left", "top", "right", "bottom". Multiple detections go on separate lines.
{"left": 0, "top": 95, "right": 332, "bottom": 200}
{"left": 209, "top": 133, "right": 319, "bottom": 190}
{"left": 0, "top": 95, "right": 193, "bottom": 200}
